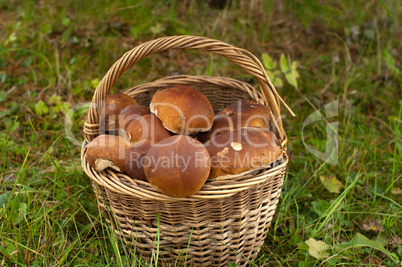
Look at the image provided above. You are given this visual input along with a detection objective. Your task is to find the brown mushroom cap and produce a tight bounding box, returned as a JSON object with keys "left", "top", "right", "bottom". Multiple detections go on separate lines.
{"left": 100, "top": 93, "right": 138, "bottom": 131}
{"left": 204, "top": 127, "right": 282, "bottom": 179}
{"left": 124, "top": 139, "right": 153, "bottom": 181}
{"left": 144, "top": 135, "right": 211, "bottom": 198}
{"left": 149, "top": 85, "right": 214, "bottom": 135}
{"left": 86, "top": 134, "right": 132, "bottom": 173}
{"left": 124, "top": 114, "right": 172, "bottom": 145}
{"left": 196, "top": 100, "right": 273, "bottom": 143}
{"left": 118, "top": 105, "right": 150, "bottom": 131}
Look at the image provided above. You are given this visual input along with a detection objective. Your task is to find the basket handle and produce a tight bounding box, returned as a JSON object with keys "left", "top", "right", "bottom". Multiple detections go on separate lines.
{"left": 84, "top": 35, "right": 294, "bottom": 141}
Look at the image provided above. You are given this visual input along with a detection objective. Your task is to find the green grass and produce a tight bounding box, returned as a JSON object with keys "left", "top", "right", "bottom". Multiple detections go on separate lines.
{"left": 1, "top": 0, "right": 401, "bottom": 266}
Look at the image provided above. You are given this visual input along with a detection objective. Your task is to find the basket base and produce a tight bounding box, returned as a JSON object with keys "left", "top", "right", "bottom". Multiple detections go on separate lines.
{"left": 93, "top": 163, "right": 286, "bottom": 267}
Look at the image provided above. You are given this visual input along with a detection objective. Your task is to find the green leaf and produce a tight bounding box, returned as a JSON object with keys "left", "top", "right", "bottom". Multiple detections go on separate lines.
{"left": 305, "top": 238, "right": 331, "bottom": 259}
{"left": 49, "top": 95, "right": 61, "bottom": 105}
{"left": 266, "top": 70, "right": 275, "bottom": 78}
{"left": 262, "top": 53, "right": 277, "bottom": 70}
{"left": 383, "top": 49, "right": 401, "bottom": 75}
{"left": 12, "top": 202, "right": 28, "bottom": 224}
{"left": 266, "top": 70, "right": 283, "bottom": 89}
{"left": 54, "top": 102, "right": 72, "bottom": 114}
{"left": 280, "top": 54, "right": 290, "bottom": 73}
{"left": 0, "top": 91, "right": 6, "bottom": 102}
{"left": 311, "top": 199, "right": 330, "bottom": 217}
{"left": 280, "top": 55, "right": 300, "bottom": 88}
{"left": 335, "top": 233, "right": 399, "bottom": 264}
{"left": 320, "top": 175, "right": 343, "bottom": 193}
{"left": 129, "top": 27, "right": 140, "bottom": 38}
{"left": 62, "top": 17, "right": 70, "bottom": 26}
{"left": 61, "top": 24, "right": 73, "bottom": 44}
{"left": 273, "top": 76, "right": 283, "bottom": 88}
{"left": 285, "top": 72, "right": 298, "bottom": 89}
{"left": 42, "top": 24, "right": 52, "bottom": 35}
{"left": 0, "top": 192, "right": 12, "bottom": 208}
{"left": 34, "top": 100, "right": 49, "bottom": 116}
{"left": 298, "top": 261, "right": 317, "bottom": 267}
{"left": 55, "top": 191, "right": 67, "bottom": 201}
{"left": 90, "top": 78, "right": 100, "bottom": 89}
{"left": 0, "top": 241, "right": 17, "bottom": 259}
{"left": 291, "top": 61, "right": 300, "bottom": 72}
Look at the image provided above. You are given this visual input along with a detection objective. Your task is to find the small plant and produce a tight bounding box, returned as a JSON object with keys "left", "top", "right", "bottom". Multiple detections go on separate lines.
{"left": 33, "top": 95, "right": 72, "bottom": 119}
{"left": 305, "top": 233, "right": 400, "bottom": 265}
{"left": 383, "top": 49, "right": 401, "bottom": 76}
{"left": 262, "top": 53, "right": 300, "bottom": 90}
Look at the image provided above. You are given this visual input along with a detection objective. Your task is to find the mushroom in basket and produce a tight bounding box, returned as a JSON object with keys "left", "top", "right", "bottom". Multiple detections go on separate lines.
{"left": 150, "top": 85, "right": 214, "bottom": 135}
{"left": 143, "top": 135, "right": 211, "bottom": 198}
{"left": 100, "top": 93, "right": 138, "bottom": 132}
{"left": 196, "top": 99, "right": 273, "bottom": 143}
{"left": 204, "top": 127, "right": 282, "bottom": 180}
{"left": 85, "top": 134, "right": 132, "bottom": 173}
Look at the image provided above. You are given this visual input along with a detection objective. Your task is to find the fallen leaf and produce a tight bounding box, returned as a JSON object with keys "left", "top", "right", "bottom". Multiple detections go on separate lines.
{"left": 320, "top": 175, "right": 343, "bottom": 193}
{"left": 305, "top": 238, "right": 331, "bottom": 259}
{"left": 389, "top": 235, "right": 402, "bottom": 247}
{"left": 361, "top": 219, "right": 384, "bottom": 232}
{"left": 2, "top": 173, "right": 17, "bottom": 183}
{"left": 391, "top": 188, "right": 402, "bottom": 194}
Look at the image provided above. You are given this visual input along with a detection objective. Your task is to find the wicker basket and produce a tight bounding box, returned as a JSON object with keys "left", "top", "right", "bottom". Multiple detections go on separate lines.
{"left": 81, "top": 35, "right": 292, "bottom": 266}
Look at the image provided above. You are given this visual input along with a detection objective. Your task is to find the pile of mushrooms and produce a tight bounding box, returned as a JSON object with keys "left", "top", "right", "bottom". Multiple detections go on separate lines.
{"left": 86, "top": 86, "right": 283, "bottom": 198}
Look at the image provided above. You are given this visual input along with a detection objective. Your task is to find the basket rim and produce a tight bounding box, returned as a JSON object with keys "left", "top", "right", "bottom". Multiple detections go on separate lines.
{"left": 81, "top": 139, "right": 288, "bottom": 201}
{"left": 83, "top": 75, "right": 288, "bottom": 146}
{"left": 84, "top": 35, "right": 294, "bottom": 143}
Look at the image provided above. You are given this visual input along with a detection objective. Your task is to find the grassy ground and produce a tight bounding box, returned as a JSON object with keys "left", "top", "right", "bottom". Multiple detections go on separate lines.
{"left": 0, "top": 0, "right": 401, "bottom": 266}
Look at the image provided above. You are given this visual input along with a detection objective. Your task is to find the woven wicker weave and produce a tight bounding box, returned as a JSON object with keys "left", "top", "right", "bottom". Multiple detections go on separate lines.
{"left": 81, "top": 35, "right": 292, "bottom": 266}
